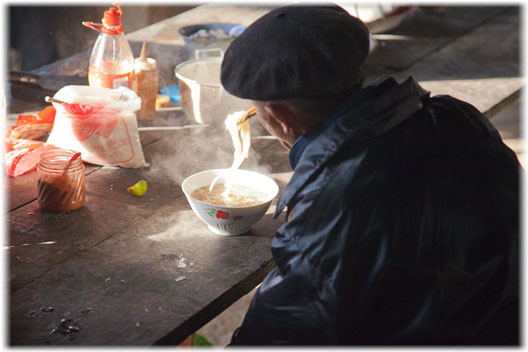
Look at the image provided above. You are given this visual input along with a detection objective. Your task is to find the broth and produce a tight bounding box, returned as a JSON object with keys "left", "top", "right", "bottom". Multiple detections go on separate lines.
{"left": 191, "top": 183, "right": 267, "bottom": 207}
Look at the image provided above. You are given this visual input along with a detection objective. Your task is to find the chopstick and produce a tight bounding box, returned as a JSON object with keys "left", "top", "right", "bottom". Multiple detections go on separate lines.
{"left": 45, "top": 96, "right": 68, "bottom": 104}
{"left": 237, "top": 106, "right": 256, "bottom": 125}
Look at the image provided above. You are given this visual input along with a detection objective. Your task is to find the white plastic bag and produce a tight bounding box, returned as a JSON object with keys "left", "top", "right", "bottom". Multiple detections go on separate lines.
{"left": 47, "top": 85, "right": 149, "bottom": 168}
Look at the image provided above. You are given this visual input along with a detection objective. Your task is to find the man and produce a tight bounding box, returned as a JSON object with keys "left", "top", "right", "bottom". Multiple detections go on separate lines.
{"left": 220, "top": 5, "right": 519, "bottom": 345}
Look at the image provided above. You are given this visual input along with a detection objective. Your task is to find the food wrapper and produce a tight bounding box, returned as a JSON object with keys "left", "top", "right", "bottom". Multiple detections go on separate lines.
{"left": 5, "top": 139, "right": 58, "bottom": 177}
{"left": 46, "top": 85, "right": 148, "bottom": 168}
{"left": 6, "top": 106, "right": 56, "bottom": 141}
{"left": 4, "top": 106, "right": 59, "bottom": 177}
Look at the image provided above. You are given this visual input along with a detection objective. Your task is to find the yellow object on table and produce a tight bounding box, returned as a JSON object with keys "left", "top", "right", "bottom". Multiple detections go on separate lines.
{"left": 155, "top": 94, "right": 170, "bottom": 110}
{"left": 127, "top": 179, "right": 148, "bottom": 196}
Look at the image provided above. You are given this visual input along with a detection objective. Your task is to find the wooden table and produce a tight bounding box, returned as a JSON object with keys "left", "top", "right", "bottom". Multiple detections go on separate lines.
{"left": 7, "top": 4, "right": 520, "bottom": 346}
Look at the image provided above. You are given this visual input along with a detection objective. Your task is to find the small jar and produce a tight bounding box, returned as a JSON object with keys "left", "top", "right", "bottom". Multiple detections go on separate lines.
{"left": 37, "top": 149, "right": 85, "bottom": 212}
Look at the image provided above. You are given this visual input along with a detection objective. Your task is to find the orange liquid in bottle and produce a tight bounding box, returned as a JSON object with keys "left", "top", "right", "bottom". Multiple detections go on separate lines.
{"left": 89, "top": 61, "right": 133, "bottom": 89}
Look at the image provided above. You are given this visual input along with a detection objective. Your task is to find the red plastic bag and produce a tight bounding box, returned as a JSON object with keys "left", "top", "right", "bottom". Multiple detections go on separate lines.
{"left": 5, "top": 139, "right": 58, "bottom": 177}
{"left": 6, "top": 106, "right": 56, "bottom": 140}
{"left": 5, "top": 106, "right": 59, "bottom": 177}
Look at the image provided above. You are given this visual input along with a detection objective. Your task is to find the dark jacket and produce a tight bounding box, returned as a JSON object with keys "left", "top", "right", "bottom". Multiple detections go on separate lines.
{"left": 231, "top": 77, "right": 520, "bottom": 346}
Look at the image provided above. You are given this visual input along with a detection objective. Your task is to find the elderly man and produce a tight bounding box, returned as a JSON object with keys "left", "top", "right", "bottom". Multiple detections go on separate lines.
{"left": 220, "top": 5, "right": 519, "bottom": 346}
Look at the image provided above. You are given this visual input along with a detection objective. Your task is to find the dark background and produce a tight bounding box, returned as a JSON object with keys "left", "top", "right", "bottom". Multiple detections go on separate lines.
{"left": 8, "top": 5, "right": 195, "bottom": 71}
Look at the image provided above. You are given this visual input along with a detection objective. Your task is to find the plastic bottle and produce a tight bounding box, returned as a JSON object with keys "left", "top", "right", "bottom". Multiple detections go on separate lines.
{"left": 83, "top": 3, "right": 134, "bottom": 89}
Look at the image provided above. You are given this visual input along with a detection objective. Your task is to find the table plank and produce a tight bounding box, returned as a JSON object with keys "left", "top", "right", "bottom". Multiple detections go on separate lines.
{"left": 365, "top": 6, "right": 510, "bottom": 77}
{"left": 392, "top": 7, "right": 520, "bottom": 117}
{"left": 126, "top": 5, "right": 275, "bottom": 45}
{"left": 8, "top": 119, "right": 289, "bottom": 345}
{"left": 8, "top": 194, "right": 159, "bottom": 292}
{"left": 6, "top": 164, "right": 101, "bottom": 212}
{"left": 10, "top": 194, "right": 281, "bottom": 345}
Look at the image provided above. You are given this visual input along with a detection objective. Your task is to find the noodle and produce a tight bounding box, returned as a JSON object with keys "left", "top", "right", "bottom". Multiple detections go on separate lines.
{"left": 209, "top": 109, "right": 253, "bottom": 194}
{"left": 226, "top": 110, "right": 251, "bottom": 170}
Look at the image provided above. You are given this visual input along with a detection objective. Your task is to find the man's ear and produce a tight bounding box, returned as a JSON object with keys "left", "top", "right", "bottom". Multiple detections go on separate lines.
{"left": 264, "top": 102, "right": 294, "bottom": 134}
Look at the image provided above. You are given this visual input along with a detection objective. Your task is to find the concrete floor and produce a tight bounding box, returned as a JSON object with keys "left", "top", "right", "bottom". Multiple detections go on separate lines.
{"left": 196, "top": 287, "right": 257, "bottom": 346}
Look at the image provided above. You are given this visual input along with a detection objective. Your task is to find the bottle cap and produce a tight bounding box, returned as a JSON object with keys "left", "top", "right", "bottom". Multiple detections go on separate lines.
{"left": 139, "top": 42, "right": 148, "bottom": 62}
{"left": 104, "top": 5, "right": 122, "bottom": 27}
{"left": 82, "top": 3, "right": 124, "bottom": 34}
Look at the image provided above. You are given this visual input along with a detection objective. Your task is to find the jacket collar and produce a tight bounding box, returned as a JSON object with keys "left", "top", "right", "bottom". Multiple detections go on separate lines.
{"left": 274, "top": 76, "right": 430, "bottom": 219}
{"left": 288, "top": 77, "right": 399, "bottom": 169}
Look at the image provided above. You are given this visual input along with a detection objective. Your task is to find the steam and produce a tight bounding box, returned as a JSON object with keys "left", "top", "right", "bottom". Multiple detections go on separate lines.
{"left": 147, "top": 127, "right": 232, "bottom": 185}
{"left": 145, "top": 117, "right": 272, "bottom": 188}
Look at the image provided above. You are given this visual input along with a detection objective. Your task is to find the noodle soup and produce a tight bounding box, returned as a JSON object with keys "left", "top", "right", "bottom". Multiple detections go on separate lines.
{"left": 182, "top": 169, "right": 279, "bottom": 236}
{"left": 191, "top": 183, "right": 267, "bottom": 207}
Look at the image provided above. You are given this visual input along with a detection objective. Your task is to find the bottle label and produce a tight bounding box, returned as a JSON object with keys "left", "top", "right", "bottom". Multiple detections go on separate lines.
{"left": 88, "top": 69, "right": 132, "bottom": 89}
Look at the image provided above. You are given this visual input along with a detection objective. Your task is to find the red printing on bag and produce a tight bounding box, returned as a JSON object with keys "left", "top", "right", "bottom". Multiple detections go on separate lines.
{"left": 62, "top": 103, "right": 105, "bottom": 120}
{"left": 57, "top": 103, "right": 120, "bottom": 141}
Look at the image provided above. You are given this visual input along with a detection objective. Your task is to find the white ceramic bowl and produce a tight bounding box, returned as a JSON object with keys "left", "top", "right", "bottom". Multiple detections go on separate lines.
{"left": 182, "top": 169, "right": 279, "bottom": 236}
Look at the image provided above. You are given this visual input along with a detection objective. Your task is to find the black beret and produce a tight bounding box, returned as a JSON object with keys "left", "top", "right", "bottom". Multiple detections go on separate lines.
{"left": 221, "top": 4, "right": 370, "bottom": 101}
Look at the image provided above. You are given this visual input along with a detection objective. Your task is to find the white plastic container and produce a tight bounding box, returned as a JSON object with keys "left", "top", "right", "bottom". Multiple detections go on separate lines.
{"left": 83, "top": 4, "right": 134, "bottom": 89}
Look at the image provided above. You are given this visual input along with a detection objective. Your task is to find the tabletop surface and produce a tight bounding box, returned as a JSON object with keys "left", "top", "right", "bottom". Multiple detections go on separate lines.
{"left": 7, "top": 5, "right": 520, "bottom": 345}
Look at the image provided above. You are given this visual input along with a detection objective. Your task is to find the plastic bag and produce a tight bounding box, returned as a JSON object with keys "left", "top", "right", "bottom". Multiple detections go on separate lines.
{"left": 5, "top": 139, "right": 58, "bottom": 177}
{"left": 6, "top": 106, "right": 56, "bottom": 140}
{"left": 4, "top": 106, "right": 59, "bottom": 177}
{"left": 46, "top": 85, "right": 148, "bottom": 168}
